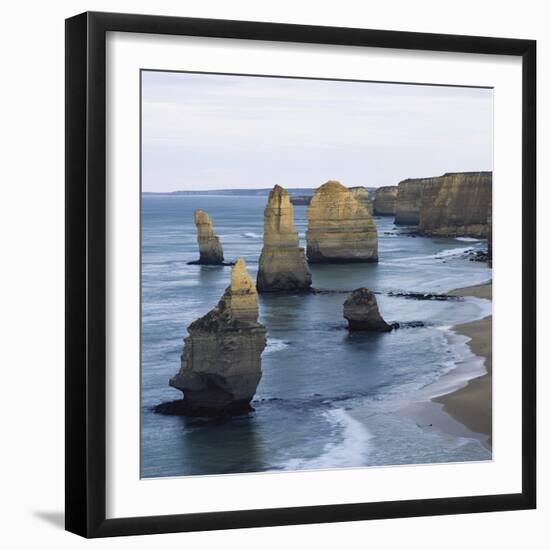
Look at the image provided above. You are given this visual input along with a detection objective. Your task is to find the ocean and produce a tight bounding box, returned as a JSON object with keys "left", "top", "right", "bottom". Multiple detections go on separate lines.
{"left": 140, "top": 194, "right": 492, "bottom": 478}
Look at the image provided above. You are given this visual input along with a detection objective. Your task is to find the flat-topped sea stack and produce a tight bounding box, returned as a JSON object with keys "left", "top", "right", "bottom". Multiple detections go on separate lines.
{"left": 169, "top": 258, "right": 267, "bottom": 415}
{"left": 394, "top": 178, "right": 425, "bottom": 225}
{"left": 257, "top": 185, "right": 312, "bottom": 292}
{"left": 350, "top": 186, "right": 374, "bottom": 215}
{"left": 344, "top": 288, "right": 392, "bottom": 332}
{"left": 306, "top": 181, "right": 378, "bottom": 263}
{"left": 417, "top": 172, "right": 492, "bottom": 237}
{"left": 374, "top": 186, "right": 398, "bottom": 216}
{"left": 192, "top": 209, "right": 225, "bottom": 265}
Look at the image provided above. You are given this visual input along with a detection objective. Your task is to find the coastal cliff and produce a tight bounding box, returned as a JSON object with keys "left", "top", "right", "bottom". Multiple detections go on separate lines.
{"left": 374, "top": 186, "right": 398, "bottom": 216}
{"left": 169, "top": 258, "right": 267, "bottom": 415}
{"left": 417, "top": 172, "right": 492, "bottom": 237}
{"left": 394, "top": 179, "right": 424, "bottom": 225}
{"left": 257, "top": 185, "right": 312, "bottom": 292}
{"left": 306, "top": 181, "right": 378, "bottom": 263}
{"left": 192, "top": 209, "right": 225, "bottom": 264}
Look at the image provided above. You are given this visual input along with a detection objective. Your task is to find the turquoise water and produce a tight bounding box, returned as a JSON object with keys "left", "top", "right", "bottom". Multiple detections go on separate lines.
{"left": 141, "top": 194, "right": 492, "bottom": 478}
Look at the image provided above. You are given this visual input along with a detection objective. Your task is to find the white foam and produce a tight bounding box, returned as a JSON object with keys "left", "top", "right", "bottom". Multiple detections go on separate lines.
{"left": 242, "top": 232, "right": 262, "bottom": 239}
{"left": 421, "top": 316, "right": 490, "bottom": 400}
{"left": 263, "top": 338, "right": 289, "bottom": 355}
{"left": 455, "top": 237, "right": 482, "bottom": 242}
{"left": 392, "top": 246, "right": 474, "bottom": 263}
{"left": 434, "top": 246, "right": 475, "bottom": 259}
{"left": 284, "top": 408, "right": 373, "bottom": 471}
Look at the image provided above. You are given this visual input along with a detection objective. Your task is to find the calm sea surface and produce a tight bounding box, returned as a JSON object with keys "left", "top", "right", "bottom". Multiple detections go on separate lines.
{"left": 141, "top": 194, "right": 492, "bottom": 478}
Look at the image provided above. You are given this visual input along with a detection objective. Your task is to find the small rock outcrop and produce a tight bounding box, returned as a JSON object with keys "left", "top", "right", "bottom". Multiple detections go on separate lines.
{"left": 394, "top": 178, "right": 425, "bottom": 225}
{"left": 374, "top": 186, "right": 398, "bottom": 216}
{"left": 169, "top": 258, "right": 267, "bottom": 415}
{"left": 306, "top": 181, "right": 378, "bottom": 263}
{"left": 192, "top": 209, "right": 224, "bottom": 264}
{"left": 343, "top": 288, "right": 392, "bottom": 332}
{"left": 350, "top": 186, "right": 374, "bottom": 215}
{"left": 416, "top": 172, "right": 492, "bottom": 237}
{"left": 257, "top": 185, "right": 312, "bottom": 292}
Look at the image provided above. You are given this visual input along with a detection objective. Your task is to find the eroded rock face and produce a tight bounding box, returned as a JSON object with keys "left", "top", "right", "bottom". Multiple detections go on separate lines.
{"left": 169, "top": 258, "right": 267, "bottom": 415}
{"left": 350, "top": 186, "right": 374, "bottom": 215}
{"left": 257, "top": 185, "right": 312, "bottom": 292}
{"left": 193, "top": 209, "right": 224, "bottom": 264}
{"left": 306, "top": 181, "right": 378, "bottom": 263}
{"left": 394, "top": 179, "right": 425, "bottom": 225}
{"left": 374, "top": 186, "right": 398, "bottom": 216}
{"left": 417, "top": 172, "right": 492, "bottom": 237}
{"left": 343, "top": 288, "right": 392, "bottom": 331}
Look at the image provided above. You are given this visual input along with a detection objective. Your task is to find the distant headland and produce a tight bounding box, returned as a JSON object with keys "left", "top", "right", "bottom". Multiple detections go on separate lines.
{"left": 142, "top": 187, "right": 319, "bottom": 196}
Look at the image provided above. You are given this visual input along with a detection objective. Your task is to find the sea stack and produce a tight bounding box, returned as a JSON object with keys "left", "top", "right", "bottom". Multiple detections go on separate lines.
{"left": 416, "top": 172, "right": 492, "bottom": 237}
{"left": 257, "top": 185, "right": 312, "bottom": 292}
{"left": 394, "top": 178, "right": 425, "bottom": 225}
{"left": 374, "top": 186, "right": 398, "bottom": 216}
{"left": 306, "top": 181, "right": 378, "bottom": 263}
{"left": 193, "top": 209, "right": 224, "bottom": 264}
{"left": 169, "top": 258, "right": 267, "bottom": 415}
{"left": 350, "top": 186, "right": 374, "bottom": 215}
{"left": 343, "top": 288, "right": 392, "bottom": 332}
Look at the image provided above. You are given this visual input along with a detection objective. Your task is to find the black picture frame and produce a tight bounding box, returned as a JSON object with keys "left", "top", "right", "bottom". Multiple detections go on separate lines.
{"left": 65, "top": 11, "right": 536, "bottom": 538}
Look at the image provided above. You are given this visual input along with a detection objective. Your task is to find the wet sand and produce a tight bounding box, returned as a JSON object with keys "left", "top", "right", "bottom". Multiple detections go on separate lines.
{"left": 433, "top": 282, "right": 492, "bottom": 446}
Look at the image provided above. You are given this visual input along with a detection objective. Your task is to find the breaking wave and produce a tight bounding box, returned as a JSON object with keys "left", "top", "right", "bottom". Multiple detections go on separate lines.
{"left": 264, "top": 338, "right": 290, "bottom": 355}
{"left": 455, "top": 237, "right": 482, "bottom": 242}
{"left": 283, "top": 408, "right": 373, "bottom": 470}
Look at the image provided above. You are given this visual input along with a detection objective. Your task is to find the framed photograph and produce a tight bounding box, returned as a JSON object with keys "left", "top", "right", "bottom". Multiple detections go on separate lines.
{"left": 65, "top": 11, "right": 536, "bottom": 538}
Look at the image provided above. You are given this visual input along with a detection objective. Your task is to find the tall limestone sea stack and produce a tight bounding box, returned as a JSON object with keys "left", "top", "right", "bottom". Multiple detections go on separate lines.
{"left": 192, "top": 209, "right": 225, "bottom": 265}
{"left": 394, "top": 178, "right": 425, "bottom": 225}
{"left": 257, "top": 185, "right": 312, "bottom": 292}
{"left": 169, "top": 258, "right": 267, "bottom": 415}
{"left": 306, "top": 181, "right": 378, "bottom": 263}
{"left": 374, "top": 186, "right": 398, "bottom": 216}
{"left": 416, "top": 172, "right": 492, "bottom": 237}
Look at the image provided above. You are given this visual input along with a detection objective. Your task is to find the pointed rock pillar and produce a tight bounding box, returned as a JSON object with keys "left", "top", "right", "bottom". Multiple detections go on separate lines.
{"left": 257, "top": 185, "right": 312, "bottom": 292}
{"left": 170, "top": 258, "right": 267, "bottom": 415}
{"left": 193, "top": 209, "right": 225, "bottom": 265}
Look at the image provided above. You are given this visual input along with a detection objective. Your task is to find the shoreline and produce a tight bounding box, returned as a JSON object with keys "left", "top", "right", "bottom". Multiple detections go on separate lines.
{"left": 431, "top": 282, "right": 492, "bottom": 447}
{"left": 374, "top": 281, "right": 493, "bottom": 452}
{"left": 345, "top": 280, "right": 493, "bottom": 460}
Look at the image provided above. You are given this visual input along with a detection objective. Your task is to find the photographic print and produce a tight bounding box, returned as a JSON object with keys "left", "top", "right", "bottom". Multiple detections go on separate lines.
{"left": 140, "top": 70, "right": 493, "bottom": 479}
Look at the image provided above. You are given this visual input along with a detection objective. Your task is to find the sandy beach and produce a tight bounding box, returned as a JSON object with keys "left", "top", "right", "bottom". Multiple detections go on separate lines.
{"left": 434, "top": 282, "right": 492, "bottom": 446}
{"left": 346, "top": 280, "right": 493, "bottom": 459}
{"left": 391, "top": 281, "right": 493, "bottom": 452}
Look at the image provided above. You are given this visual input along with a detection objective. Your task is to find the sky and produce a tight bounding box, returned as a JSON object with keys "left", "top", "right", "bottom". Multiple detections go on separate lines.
{"left": 141, "top": 70, "right": 493, "bottom": 192}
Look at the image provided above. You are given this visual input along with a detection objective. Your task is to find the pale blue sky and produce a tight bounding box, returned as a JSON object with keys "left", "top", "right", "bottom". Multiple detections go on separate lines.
{"left": 141, "top": 71, "right": 493, "bottom": 192}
